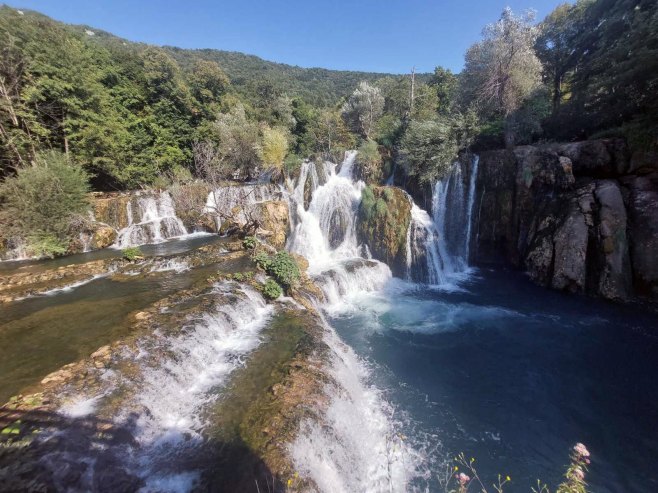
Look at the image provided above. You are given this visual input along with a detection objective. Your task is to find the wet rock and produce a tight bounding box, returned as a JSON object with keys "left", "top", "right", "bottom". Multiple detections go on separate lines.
{"left": 92, "top": 193, "right": 132, "bottom": 230}
{"left": 91, "top": 225, "right": 117, "bottom": 250}
{"left": 253, "top": 200, "right": 290, "bottom": 250}
{"left": 356, "top": 186, "right": 411, "bottom": 277}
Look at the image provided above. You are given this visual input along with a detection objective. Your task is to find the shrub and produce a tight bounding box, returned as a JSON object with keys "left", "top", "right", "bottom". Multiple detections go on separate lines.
{"left": 261, "top": 278, "right": 283, "bottom": 300}
{"left": 232, "top": 272, "right": 245, "bottom": 282}
{"left": 355, "top": 139, "right": 383, "bottom": 183}
{"left": 252, "top": 250, "right": 301, "bottom": 291}
{"left": 266, "top": 251, "right": 301, "bottom": 289}
{"left": 259, "top": 126, "right": 289, "bottom": 172}
{"left": 242, "top": 236, "right": 257, "bottom": 250}
{"left": 0, "top": 151, "right": 90, "bottom": 247}
{"left": 253, "top": 251, "right": 272, "bottom": 271}
{"left": 26, "top": 233, "right": 67, "bottom": 259}
{"left": 122, "top": 246, "right": 143, "bottom": 261}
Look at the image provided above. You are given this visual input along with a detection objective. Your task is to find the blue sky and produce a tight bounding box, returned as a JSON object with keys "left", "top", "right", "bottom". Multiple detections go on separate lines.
{"left": 7, "top": 0, "right": 567, "bottom": 74}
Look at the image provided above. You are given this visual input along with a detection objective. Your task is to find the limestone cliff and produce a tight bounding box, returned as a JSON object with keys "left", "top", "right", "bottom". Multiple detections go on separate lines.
{"left": 472, "top": 139, "right": 657, "bottom": 303}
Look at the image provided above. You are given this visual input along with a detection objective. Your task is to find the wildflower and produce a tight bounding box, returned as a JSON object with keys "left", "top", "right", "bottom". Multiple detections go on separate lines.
{"left": 455, "top": 472, "right": 471, "bottom": 485}
{"left": 506, "top": 475, "right": 511, "bottom": 481}
{"left": 287, "top": 479, "right": 292, "bottom": 487}
{"left": 454, "top": 466, "right": 459, "bottom": 471}
{"left": 573, "top": 443, "right": 590, "bottom": 458}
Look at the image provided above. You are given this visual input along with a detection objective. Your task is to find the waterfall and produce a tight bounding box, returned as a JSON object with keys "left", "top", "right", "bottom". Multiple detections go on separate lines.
{"left": 205, "top": 183, "right": 280, "bottom": 230}
{"left": 115, "top": 191, "right": 188, "bottom": 248}
{"left": 287, "top": 152, "right": 365, "bottom": 271}
{"left": 406, "top": 155, "right": 479, "bottom": 284}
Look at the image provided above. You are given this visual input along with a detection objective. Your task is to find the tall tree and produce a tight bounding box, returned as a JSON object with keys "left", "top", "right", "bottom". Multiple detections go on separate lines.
{"left": 342, "top": 81, "right": 384, "bottom": 139}
{"left": 461, "top": 8, "right": 542, "bottom": 147}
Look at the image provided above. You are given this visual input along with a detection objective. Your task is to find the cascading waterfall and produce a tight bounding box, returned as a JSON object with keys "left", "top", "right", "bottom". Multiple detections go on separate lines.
{"left": 115, "top": 191, "right": 188, "bottom": 248}
{"left": 285, "top": 152, "right": 421, "bottom": 492}
{"left": 205, "top": 183, "right": 281, "bottom": 230}
{"left": 406, "top": 155, "right": 480, "bottom": 284}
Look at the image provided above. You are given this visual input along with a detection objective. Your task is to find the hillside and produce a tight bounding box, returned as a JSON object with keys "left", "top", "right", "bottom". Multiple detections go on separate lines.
{"left": 21, "top": 8, "right": 429, "bottom": 106}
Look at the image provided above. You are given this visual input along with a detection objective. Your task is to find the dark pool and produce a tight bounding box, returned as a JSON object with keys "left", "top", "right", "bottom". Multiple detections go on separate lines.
{"left": 329, "top": 269, "right": 658, "bottom": 492}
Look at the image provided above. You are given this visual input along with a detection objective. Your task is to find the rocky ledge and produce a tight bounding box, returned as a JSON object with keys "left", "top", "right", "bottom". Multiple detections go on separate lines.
{"left": 473, "top": 139, "right": 658, "bottom": 303}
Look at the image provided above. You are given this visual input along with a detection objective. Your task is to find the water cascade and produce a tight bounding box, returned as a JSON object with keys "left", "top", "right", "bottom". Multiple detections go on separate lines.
{"left": 406, "top": 155, "right": 480, "bottom": 284}
{"left": 115, "top": 192, "right": 188, "bottom": 248}
{"left": 205, "top": 183, "right": 281, "bottom": 230}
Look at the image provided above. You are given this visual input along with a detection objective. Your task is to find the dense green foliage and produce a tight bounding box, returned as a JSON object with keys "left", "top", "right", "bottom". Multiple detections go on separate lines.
{"left": 1, "top": 1, "right": 656, "bottom": 205}
{"left": 253, "top": 250, "right": 301, "bottom": 291}
{"left": 261, "top": 278, "right": 283, "bottom": 300}
{"left": 0, "top": 151, "right": 90, "bottom": 256}
{"left": 121, "top": 246, "right": 143, "bottom": 261}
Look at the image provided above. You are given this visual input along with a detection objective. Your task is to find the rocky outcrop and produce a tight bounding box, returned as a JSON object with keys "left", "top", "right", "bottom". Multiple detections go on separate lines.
{"left": 473, "top": 139, "right": 656, "bottom": 303}
{"left": 253, "top": 201, "right": 290, "bottom": 250}
{"left": 356, "top": 186, "right": 411, "bottom": 277}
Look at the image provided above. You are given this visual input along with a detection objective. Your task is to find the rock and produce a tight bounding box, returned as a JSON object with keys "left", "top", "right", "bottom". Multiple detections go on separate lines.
{"left": 624, "top": 173, "right": 658, "bottom": 299}
{"left": 628, "top": 150, "right": 658, "bottom": 175}
{"left": 550, "top": 186, "right": 593, "bottom": 292}
{"left": 593, "top": 180, "right": 632, "bottom": 300}
{"left": 92, "top": 193, "right": 132, "bottom": 230}
{"left": 91, "top": 345, "right": 111, "bottom": 359}
{"left": 134, "top": 311, "right": 150, "bottom": 321}
{"left": 253, "top": 201, "right": 290, "bottom": 250}
{"left": 91, "top": 225, "right": 117, "bottom": 250}
{"left": 542, "top": 139, "right": 629, "bottom": 178}
{"left": 473, "top": 150, "right": 518, "bottom": 264}
{"left": 356, "top": 186, "right": 411, "bottom": 277}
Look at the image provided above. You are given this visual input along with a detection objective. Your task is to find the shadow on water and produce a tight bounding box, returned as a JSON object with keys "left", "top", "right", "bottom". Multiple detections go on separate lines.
{"left": 0, "top": 406, "right": 283, "bottom": 493}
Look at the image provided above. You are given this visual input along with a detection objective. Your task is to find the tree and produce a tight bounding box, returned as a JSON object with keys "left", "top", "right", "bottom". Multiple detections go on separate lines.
{"left": 461, "top": 8, "right": 542, "bottom": 148}
{"left": 342, "top": 81, "right": 384, "bottom": 139}
{"left": 0, "top": 151, "right": 90, "bottom": 256}
{"left": 400, "top": 111, "right": 479, "bottom": 183}
{"left": 259, "top": 126, "right": 289, "bottom": 173}
{"left": 212, "top": 104, "right": 262, "bottom": 180}
{"left": 189, "top": 59, "right": 230, "bottom": 110}
{"left": 309, "top": 108, "right": 355, "bottom": 162}
{"left": 428, "top": 66, "right": 459, "bottom": 115}
{"left": 534, "top": 1, "right": 592, "bottom": 112}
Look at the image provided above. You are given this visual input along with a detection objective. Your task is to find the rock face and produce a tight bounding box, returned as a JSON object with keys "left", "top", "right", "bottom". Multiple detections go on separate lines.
{"left": 253, "top": 201, "right": 290, "bottom": 250}
{"left": 473, "top": 139, "right": 656, "bottom": 303}
{"left": 356, "top": 186, "right": 411, "bottom": 277}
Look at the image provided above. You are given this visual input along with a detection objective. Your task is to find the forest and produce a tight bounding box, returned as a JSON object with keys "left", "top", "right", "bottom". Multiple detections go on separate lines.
{"left": 0, "top": 0, "right": 657, "bottom": 256}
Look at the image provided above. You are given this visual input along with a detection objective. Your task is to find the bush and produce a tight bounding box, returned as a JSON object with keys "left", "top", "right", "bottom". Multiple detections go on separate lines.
{"left": 252, "top": 250, "right": 301, "bottom": 291}
{"left": 122, "top": 246, "right": 143, "bottom": 261}
{"left": 26, "top": 233, "right": 67, "bottom": 259}
{"left": 355, "top": 139, "right": 383, "bottom": 183}
{"left": 266, "top": 251, "right": 301, "bottom": 289}
{"left": 242, "top": 236, "right": 257, "bottom": 250}
{"left": 261, "top": 278, "right": 283, "bottom": 300}
{"left": 0, "top": 151, "right": 90, "bottom": 247}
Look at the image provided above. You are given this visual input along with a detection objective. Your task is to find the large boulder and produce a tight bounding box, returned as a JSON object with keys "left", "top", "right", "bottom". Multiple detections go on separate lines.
{"left": 472, "top": 150, "right": 518, "bottom": 264}
{"left": 356, "top": 186, "right": 411, "bottom": 277}
{"left": 542, "top": 139, "right": 630, "bottom": 178}
{"left": 91, "top": 225, "right": 117, "bottom": 250}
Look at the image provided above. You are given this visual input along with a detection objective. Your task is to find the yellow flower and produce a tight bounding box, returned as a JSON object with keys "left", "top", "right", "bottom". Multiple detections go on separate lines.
{"left": 294, "top": 472, "right": 299, "bottom": 478}
{"left": 506, "top": 476, "right": 511, "bottom": 481}
{"left": 287, "top": 479, "right": 292, "bottom": 486}
{"left": 454, "top": 466, "right": 459, "bottom": 471}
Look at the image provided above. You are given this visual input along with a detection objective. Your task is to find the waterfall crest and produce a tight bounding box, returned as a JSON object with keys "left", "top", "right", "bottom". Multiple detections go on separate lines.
{"left": 115, "top": 192, "right": 188, "bottom": 248}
